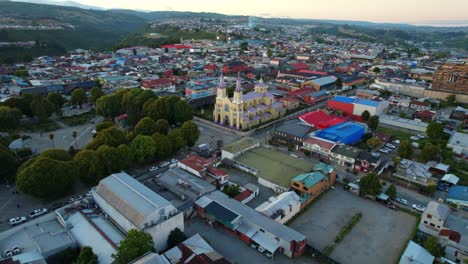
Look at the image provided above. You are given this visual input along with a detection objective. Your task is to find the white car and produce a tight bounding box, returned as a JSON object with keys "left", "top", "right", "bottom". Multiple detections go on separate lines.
{"left": 170, "top": 159, "right": 178, "bottom": 164}
{"left": 29, "top": 208, "right": 48, "bottom": 218}
{"left": 69, "top": 195, "right": 83, "bottom": 203}
{"left": 379, "top": 148, "right": 390, "bottom": 154}
{"left": 385, "top": 143, "right": 396, "bottom": 149}
{"left": 85, "top": 190, "right": 93, "bottom": 197}
{"left": 412, "top": 204, "right": 426, "bottom": 212}
{"left": 392, "top": 140, "right": 400, "bottom": 144}
{"left": 396, "top": 198, "right": 408, "bottom": 205}
{"left": 159, "top": 161, "right": 170, "bottom": 168}
{"left": 410, "top": 136, "right": 420, "bottom": 141}
{"left": 257, "top": 246, "right": 265, "bottom": 253}
{"left": 149, "top": 166, "right": 158, "bottom": 172}
{"left": 9, "top": 216, "right": 27, "bottom": 226}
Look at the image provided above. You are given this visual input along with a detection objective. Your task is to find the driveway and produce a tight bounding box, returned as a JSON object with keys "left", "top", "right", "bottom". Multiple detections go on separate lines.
{"left": 289, "top": 186, "right": 417, "bottom": 264}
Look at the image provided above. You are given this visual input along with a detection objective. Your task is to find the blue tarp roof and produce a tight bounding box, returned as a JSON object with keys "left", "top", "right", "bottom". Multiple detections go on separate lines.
{"left": 315, "top": 121, "right": 365, "bottom": 144}
{"left": 447, "top": 186, "right": 468, "bottom": 201}
{"left": 332, "top": 96, "right": 355, "bottom": 104}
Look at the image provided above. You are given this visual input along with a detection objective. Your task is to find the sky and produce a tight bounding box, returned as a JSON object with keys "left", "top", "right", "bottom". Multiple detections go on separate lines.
{"left": 66, "top": 0, "right": 468, "bottom": 24}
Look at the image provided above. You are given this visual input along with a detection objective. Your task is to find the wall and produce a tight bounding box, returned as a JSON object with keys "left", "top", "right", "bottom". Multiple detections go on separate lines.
{"left": 93, "top": 192, "right": 138, "bottom": 232}
{"left": 327, "top": 100, "right": 354, "bottom": 116}
{"left": 374, "top": 80, "right": 426, "bottom": 98}
{"left": 258, "top": 177, "right": 289, "bottom": 193}
{"left": 147, "top": 212, "right": 184, "bottom": 252}
{"left": 424, "top": 90, "right": 468, "bottom": 104}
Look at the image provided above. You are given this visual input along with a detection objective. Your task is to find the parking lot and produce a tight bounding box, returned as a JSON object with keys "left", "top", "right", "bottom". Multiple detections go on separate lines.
{"left": 185, "top": 217, "right": 318, "bottom": 264}
{"left": 289, "top": 186, "right": 417, "bottom": 264}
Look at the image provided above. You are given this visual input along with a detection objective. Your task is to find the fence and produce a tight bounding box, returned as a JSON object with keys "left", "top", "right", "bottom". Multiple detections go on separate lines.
{"left": 306, "top": 244, "right": 341, "bottom": 264}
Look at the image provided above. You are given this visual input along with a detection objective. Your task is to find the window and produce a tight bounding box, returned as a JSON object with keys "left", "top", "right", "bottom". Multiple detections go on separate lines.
{"left": 430, "top": 223, "right": 435, "bottom": 227}
{"left": 437, "top": 225, "right": 440, "bottom": 229}
{"left": 448, "top": 74, "right": 459, "bottom": 83}
{"left": 424, "top": 221, "right": 428, "bottom": 224}
{"left": 426, "top": 214, "right": 432, "bottom": 219}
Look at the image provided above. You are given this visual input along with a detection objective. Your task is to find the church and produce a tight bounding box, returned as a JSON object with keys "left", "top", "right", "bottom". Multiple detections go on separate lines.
{"left": 213, "top": 74, "right": 286, "bottom": 130}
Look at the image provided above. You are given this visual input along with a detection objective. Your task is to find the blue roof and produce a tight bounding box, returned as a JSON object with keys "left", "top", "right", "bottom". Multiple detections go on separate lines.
{"left": 315, "top": 121, "right": 365, "bottom": 144}
{"left": 447, "top": 186, "right": 468, "bottom": 201}
{"left": 355, "top": 98, "right": 379, "bottom": 107}
{"left": 332, "top": 96, "right": 355, "bottom": 104}
{"left": 309, "top": 90, "right": 328, "bottom": 98}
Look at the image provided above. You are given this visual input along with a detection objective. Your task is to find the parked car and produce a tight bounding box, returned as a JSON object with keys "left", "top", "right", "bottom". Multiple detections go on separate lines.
{"left": 29, "top": 208, "right": 48, "bottom": 218}
{"left": 159, "top": 161, "right": 170, "bottom": 168}
{"left": 250, "top": 243, "right": 257, "bottom": 249}
{"left": 51, "top": 202, "right": 67, "bottom": 210}
{"left": 169, "top": 163, "right": 177, "bottom": 169}
{"left": 412, "top": 204, "right": 426, "bottom": 212}
{"left": 386, "top": 203, "right": 397, "bottom": 210}
{"left": 3, "top": 250, "right": 12, "bottom": 258}
{"left": 265, "top": 252, "right": 273, "bottom": 258}
{"left": 257, "top": 246, "right": 265, "bottom": 253}
{"left": 396, "top": 198, "right": 408, "bottom": 205}
{"left": 379, "top": 148, "right": 390, "bottom": 154}
{"left": 371, "top": 152, "right": 381, "bottom": 158}
{"left": 69, "top": 195, "right": 83, "bottom": 203}
{"left": 86, "top": 190, "right": 93, "bottom": 197}
{"left": 410, "top": 136, "right": 420, "bottom": 141}
{"left": 12, "top": 246, "right": 21, "bottom": 255}
{"left": 9, "top": 216, "right": 27, "bottom": 226}
{"left": 149, "top": 166, "right": 158, "bottom": 172}
{"left": 385, "top": 143, "right": 396, "bottom": 149}
{"left": 170, "top": 159, "right": 178, "bottom": 164}
{"left": 392, "top": 140, "right": 401, "bottom": 144}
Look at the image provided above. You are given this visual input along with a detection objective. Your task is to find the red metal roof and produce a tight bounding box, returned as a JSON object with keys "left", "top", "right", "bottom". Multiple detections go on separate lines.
{"left": 439, "top": 229, "right": 461, "bottom": 243}
{"left": 179, "top": 155, "right": 213, "bottom": 172}
{"left": 298, "top": 69, "right": 328, "bottom": 76}
{"left": 234, "top": 189, "right": 253, "bottom": 202}
{"left": 160, "top": 44, "right": 192, "bottom": 49}
{"left": 303, "top": 137, "right": 336, "bottom": 150}
{"left": 299, "top": 110, "right": 345, "bottom": 129}
{"left": 207, "top": 167, "right": 228, "bottom": 176}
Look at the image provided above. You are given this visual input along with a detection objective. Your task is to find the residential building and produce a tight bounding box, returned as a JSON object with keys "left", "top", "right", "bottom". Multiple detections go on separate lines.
{"left": 272, "top": 119, "right": 313, "bottom": 150}
{"left": 141, "top": 78, "right": 176, "bottom": 93}
{"left": 330, "top": 144, "right": 361, "bottom": 169}
{"left": 185, "top": 77, "right": 218, "bottom": 107}
{"left": 302, "top": 136, "right": 337, "bottom": 162}
{"left": 447, "top": 132, "right": 468, "bottom": 157}
{"left": 255, "top": 192, "right": 301, "bottom": 224}
{"left": 291, "top": 163, "right": 335, "bottom": 207}
{"left": 355, "top": 151, "right": 381, "bottom": 173}
{"left": 420, "top": 201, "right": 450, "bottom": 232}
{"left": 379, "top": 114, "right": 428, "bottom": 133}
{"left": 195, "top": 191, "right": 307, "bottom": 258}
{"left": 409, "top": 100, "right": 431, "bottom": 111}
{"left": 446, "top": 186, "right": 468, "bottom": 210}
{"left": 399, "top": 241, "right": 434, "bottom": 264}
{"left": 92, "top": 172, "right": 184, "bottom": 252}
{"left": 394, "top": 159, "right": 435, "bottom": 186}
{"left": 213, "top": 75, "right": 286, "bottom": 130}
{"left": 178, "top": 154, "right": 213, "bottom": 178}
{"left": 163, "top": 234, "right": 230, "bottom": 264}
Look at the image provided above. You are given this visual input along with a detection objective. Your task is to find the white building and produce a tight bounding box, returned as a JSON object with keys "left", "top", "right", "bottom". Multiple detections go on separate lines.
{"left": 399, "top": 241, "right": 435, "bottom": 264}
{"left": 352, "top": 98, "right": 389, "bottom": 117}
{"left": 255, "top": 192, "right": 301, "bottom": 224}
{"left": 448, "top": 132, "right": 468, "bottom": 157}
{"left": 93, "top": 172, "right": 184, "bottom": 252}
{"left": 420, "top": 201, "right": 450, "bottom": 232}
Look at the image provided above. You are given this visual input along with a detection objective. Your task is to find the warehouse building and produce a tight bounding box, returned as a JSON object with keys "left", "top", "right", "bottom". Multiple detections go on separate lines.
{"left": 159, "top": 168, "right": 217, "bottom": 201}
{"left": 195, "top": 191, "right": 307, "bottom": 258}
{"left": 93, "top": 172, "right": 184, "bottom": 252}
{"left": 315, "top": 121, "right": 366, "bottom": 144}
{"left": 327, "top": 96, "right": 388, "bottom": 117}
{"left": 379, "top": 114, "right": 428, "bottom": 133}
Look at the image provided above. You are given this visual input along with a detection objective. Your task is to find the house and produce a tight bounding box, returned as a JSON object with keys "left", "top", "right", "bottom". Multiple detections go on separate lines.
{"left": 302, "top": 136, "right": 337, "bottom": 162}
{"left": 195, "top": 191, "right": 307, "bottom": 258}
{"left": 399, "top": 241, "right": 435, "bottom": 264}
{"left": 446, "top": 186, "right": 468, "bottom": 210}
{"left": 163, "top": 234, "right": 230, "bottom": 264}
{"left": 291, "top": 165, "right": 334, "bottom": 208}
{"left": 230, "top": 146, "right": 316, "bottom": 193}
{"left": 141, "top": 78, "right": 176, "bottom": 92}
{"left": 272, "top": 119, "right": 313, "bottom": 150}
{"left": 410, "top": 100, "right": 431, "bottom": 111}
{"left": 178, "top": 154, "right": 213, "bottom": 178}
{"left": 255, "top": 192, "right": 301, "bottom": 224}
{"left": 447, "top": 132, "right": 468, "bottom": 157}
{"left": 413, "top": 110, "right": 435, "bottom": 122}
{"left": 315, "top": 122, "right": 366, "bottom": 145}
{"left": 330, "top": 145, "right": 361, "bottom": 169}
{"left": 355, "top": 151, "right": 381, "bottom": 173}
{"left": 420, "top": 201, "right": 450, "bottom": 232}
{"left": 92, "top": 172, "right": 184, "bottom": 252}
{"left": 394, "top": 159, "right": 435, "bottom": 186}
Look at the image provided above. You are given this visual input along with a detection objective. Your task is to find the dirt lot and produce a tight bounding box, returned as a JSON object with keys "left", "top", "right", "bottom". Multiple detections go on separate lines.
{"left": 289, "top": 186, "right": 417, "bottom": 264}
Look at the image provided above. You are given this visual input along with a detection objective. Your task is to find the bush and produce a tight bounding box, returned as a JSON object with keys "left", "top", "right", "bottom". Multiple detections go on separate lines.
{"left": 61, "top": 112, "right": 95, "bottom": 126}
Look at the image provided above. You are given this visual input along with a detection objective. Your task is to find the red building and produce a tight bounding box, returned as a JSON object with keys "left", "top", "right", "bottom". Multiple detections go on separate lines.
{"left": 327, "top": 96, "right": 355, "bottom": 116}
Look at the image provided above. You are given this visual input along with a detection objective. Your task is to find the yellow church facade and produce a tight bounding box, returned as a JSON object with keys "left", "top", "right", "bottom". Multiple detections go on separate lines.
{"left": 213, "top": 75, "right": 286, "bottom": 130}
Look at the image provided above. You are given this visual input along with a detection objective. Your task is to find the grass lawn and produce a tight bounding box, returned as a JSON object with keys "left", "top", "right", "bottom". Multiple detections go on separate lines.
{"left": 376, "top": 126, "right": 413, "bottom": 141}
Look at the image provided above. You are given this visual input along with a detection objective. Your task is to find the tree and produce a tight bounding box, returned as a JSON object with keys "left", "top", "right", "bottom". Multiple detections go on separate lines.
{"left": 367, "top": 115, "right": 379, "bottom": 131}
{"left": 155, "top": 119, "right": 169, "bottom": 135}
{"left": 335, "top": 77, "right": 343, "bottom": 89}
{"left": 398, "top": 140, "right": 412, "bottom": 158}
{"left": 49, "top": 133, "right": 55, "bottom": 148}
{"left": 41, "top": 148, "right": 72, "bottom": 161}
{"left": 421, "top": 143, "right": 440, "bottom": 162}
{"left": 391, "top": 155, "right": 401, "bottom": 167}
{"left": 130, "top": 135, "right": 156, "bottom": 163}
{"left": 174, "top": 100, "right": 193, "bottom": 124}
{"left": 373, "top": 67, "right": 381, "bottom": 74}
{"left": 74, "top": 246, "right": 98, "bottom": 264}
{"left": 422, "top": 236, "right": 445, "bottom": 257}
{"left": 385, "top": 184, "right": 397, "bottom": 199}
{"left": 152, "top": 133, "right": 172, "bottom": 159}
{"left": 446, "top": 94, "right": 457, "bottom": 105}
{"left": 0, "top": 145, "right": 17, "bottom": 182}
{"left": 117, "top": 144, "right": 134, "bottom": 169}
{"left": 96, "top": 95, "right": 121, "bottom": 118}
{"left": 359, "top": 173, "right": 382, "bottom": 197}
{"left": 47, "top": 93, "right": 65, "bottom": 112}
{"left": 427, "top": 122, "right": 444, "bottom": 144}
{"left": 71, "top": 88, "right": 87, "bottom": 106}
{"left": 134, "top": 117, "right": 158, "bottom": 136}
{"left": 266, "top": 48, "right": 273, "bottom": 58}
{"left": 97, "top": 145, "right": 123, "bottom": 175}
{"left": 89, "top": 87, "right": 104, "bottom": 103}
{"left": 167, "top": 228, "right": 187, "bottom": 249}
{"left": 4, "top": 94, "right": 33, "bottom": 117}
{"left": 0, "top": 106, "right": 22, "bottom": 130}
{"left": 86, "top": 127, "right": 127, "bottom": 150}
{"left": 361, "top": 110, "right": 370, "bottom": 122}
{"left": 168, "top": 129, "right": 185, "bottom": 153}
{"left": 113, "top": 229, "right": 154, "bottom": 264}
{"left": 96, "top": 121, "right": 114, "bottom": 132}
{"left": 366, "top": 137, "right": 382, "bottom": 150}
{"left": 223, "top": 184, "right": 241, "bottom": 198}
{"left": 16, "top": 157, "right": 77, "bottom": 199}
{"left": 240, "top": 41, "right": 248, "bottom": 51}
{"left": 31, "top": 95, "right": 53, "bottom": 122}
{"left": 180, "top": 121, "right": 199, "bottom": 148}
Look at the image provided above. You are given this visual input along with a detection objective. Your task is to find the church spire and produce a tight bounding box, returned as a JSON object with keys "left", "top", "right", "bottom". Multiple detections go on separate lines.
{"left": 219, "top": 72, "right": 225, "bottom": 89}
{"left": 235, "top": 73, "right": 242, "bottom": 92}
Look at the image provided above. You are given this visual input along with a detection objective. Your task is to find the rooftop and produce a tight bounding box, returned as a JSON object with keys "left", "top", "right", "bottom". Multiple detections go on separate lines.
{"left": 274, "top": 119, "right": 312, "bottom": 138}
{"left": 222, "top": 137, "right": 259, "bottom": 154}
{"left": 159, "top": 168, "right": 217, "bottom": 200}
{"left": 331, "top": 144, "right": 362, "bottom": 159}
{"left": 235, "top": 147, "right": 316, "bottom": 188}
{"left": 292, "top": 172, "right": 326, "bottom": 188}
{"left": 331, "top": 96, "right": 355, "bottom": 104}
{"left": 447, "top": 186, "right": 468, "bottom": 202}
{"left": 298, "top": 110, "right": 345, "bottom": 129}
{"left": 95, "top": 172, "right": 176, "bottom": 229}
{"left": 163, "top": 234, "right": 230, "bottom": 264}
{"left": 399, "top": 241, "right": 434, "bottom": 264}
